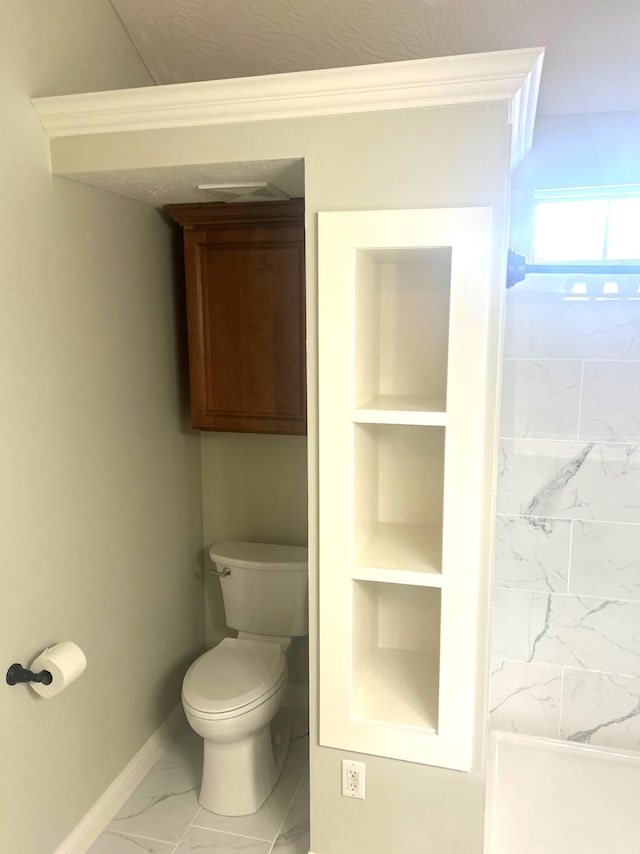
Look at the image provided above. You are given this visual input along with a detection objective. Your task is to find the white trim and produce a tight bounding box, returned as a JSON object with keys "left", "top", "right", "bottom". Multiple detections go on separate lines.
{"left": 53, "top": 705, "right": 183, "bottom": 854}
{"left": 507, "top": 48, "right": 544, "bottom": 169}
{"left": 31, "top": 48, "right": 543, "bottom": 168}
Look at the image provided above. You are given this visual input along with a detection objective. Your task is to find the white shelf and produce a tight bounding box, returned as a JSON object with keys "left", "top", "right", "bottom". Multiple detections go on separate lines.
{"left": 353, "top": 397, "right": 447, "bottom": 426}
{"left": 352, "top": 648, "right": 439, "bottom": 730}
{"left": 354, "top": 522, "right": 442, "bottom": 578}
{"left": 352, "top": 566, "right": 442, "bottom": 588}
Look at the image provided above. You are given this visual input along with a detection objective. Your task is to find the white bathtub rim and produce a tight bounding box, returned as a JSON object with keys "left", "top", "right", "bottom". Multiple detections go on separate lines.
{"left": 489, "top": 729, "right": 640, "bottom": 763}
{"left": 485, "top": 730, "right": 640, "bottom": 854}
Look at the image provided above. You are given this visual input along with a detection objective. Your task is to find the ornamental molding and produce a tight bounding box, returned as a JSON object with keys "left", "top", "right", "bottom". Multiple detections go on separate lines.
{"left": 32, "top": 48, "right": 543, "bottom": 167}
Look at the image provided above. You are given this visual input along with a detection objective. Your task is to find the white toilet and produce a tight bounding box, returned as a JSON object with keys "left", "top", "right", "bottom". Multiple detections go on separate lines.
{"left": 182, "top": 540, "right": 308, "bottom": 816}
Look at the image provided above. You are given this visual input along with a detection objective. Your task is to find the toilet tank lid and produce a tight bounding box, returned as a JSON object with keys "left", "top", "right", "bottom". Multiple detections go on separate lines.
{"left": 209, "top": 540, "right": 308, "bottom": 571}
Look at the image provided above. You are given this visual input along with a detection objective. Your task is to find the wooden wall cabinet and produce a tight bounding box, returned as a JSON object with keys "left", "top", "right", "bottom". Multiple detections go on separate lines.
{"left": 165, "top": 199, "right": 306, "bottom": 434}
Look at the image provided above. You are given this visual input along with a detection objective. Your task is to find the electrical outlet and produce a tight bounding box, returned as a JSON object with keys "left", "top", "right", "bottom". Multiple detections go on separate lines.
{"left": 341, "top": 759, "right": 366, "bottom": 799}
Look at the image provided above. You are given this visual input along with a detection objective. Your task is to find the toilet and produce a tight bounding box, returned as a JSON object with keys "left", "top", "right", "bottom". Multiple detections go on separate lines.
{"left": 182, "top": 540, "right": 308, "bottom": 816}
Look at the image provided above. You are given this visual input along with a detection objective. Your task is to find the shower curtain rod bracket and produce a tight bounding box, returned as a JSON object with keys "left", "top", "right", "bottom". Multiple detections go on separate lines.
{"left": 506, "top": 249, "right": 640, "bottom": 289}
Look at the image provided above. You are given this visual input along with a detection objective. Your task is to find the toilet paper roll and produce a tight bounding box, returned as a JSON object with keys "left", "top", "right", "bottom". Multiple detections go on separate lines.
{"left": 29, "top": 641, "right": 87, "bottom": 698}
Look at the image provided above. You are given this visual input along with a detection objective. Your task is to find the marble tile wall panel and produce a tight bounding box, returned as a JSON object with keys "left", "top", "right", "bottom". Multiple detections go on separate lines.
{"left": 497, "top": 439, "right": 640, "bottom": 522}
{"left": 503, "top": 292, "right": 640, "bottom": 360}
{"left": 560, "top": 670, "right": 640, "bottom": 750}
{"left": 493, "top": 288, "right": 640, "bottom": 751}
{"left": 580, "top": 360, "right": 640, "bottom": 440}
{"left": 489, "top": 660, "right": 562, "bottom": 737}
{"left": 500, "top": 359, "right": 581, "bottom": 439}
{"left": 494, "top": 515, "right": 571, "bottom": 591}
{"left": 570, "top": 521, "right": 640, "bottom": 601}
{"left": 492, "top": 588, "right": 640, "bottom": 676}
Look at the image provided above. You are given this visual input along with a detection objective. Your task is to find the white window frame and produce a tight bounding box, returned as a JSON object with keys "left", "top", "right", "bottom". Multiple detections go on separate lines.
{"left": 531, "top": 185, "right": 640, "bottom": 265}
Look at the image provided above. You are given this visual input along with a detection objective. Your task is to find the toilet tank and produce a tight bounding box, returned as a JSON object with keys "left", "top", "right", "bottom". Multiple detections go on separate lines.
{"left": 209, "top": 541, "right": 308, "bottom": 637}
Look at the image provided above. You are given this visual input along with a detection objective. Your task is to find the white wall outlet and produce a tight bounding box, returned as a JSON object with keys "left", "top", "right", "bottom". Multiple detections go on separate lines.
{"left": 341, "top": 759, "right": 366, "bottom": 799}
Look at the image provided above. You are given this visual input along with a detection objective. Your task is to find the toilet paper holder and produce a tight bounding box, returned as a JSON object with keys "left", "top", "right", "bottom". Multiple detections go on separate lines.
{"left": 6, "top": 662, "right": 53, "bottom": 686}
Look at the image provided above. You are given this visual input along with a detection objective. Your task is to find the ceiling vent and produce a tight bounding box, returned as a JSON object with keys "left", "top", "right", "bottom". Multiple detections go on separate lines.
{"left": 196, "top": 182, "right": 290, "bottom": 203}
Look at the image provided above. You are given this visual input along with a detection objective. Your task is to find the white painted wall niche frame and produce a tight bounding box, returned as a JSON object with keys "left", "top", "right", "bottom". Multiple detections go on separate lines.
{"left": 318, "top": 207, "right": 494, "bottom": 771}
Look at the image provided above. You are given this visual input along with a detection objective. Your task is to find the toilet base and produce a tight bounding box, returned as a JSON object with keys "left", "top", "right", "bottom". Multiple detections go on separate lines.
{"left": 199, "top": 709, "right": 293, "bottom": 816}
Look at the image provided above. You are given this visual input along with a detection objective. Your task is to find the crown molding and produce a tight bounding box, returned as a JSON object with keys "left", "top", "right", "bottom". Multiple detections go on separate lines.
{"left": 32, "top": 47, "right": 543, "bottom": 167}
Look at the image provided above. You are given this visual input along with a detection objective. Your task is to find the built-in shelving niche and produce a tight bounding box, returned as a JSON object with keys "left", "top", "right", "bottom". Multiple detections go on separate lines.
{"left": 319, "top": 207, "right": 494, "bottom": 772}
{"left": 352, "top": 581, "right": 441, "bottom": 731}
{"left": 353, "top": 424, "right": 444, "bottom": 581}
{"left": 354, "top": 247, "right": 451, "bottom": 420}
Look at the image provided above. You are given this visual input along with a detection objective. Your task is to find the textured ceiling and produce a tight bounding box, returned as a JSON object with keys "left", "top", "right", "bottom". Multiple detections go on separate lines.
{"left": 69, "top": 159, "right": 305, "bottom": 207}
{"left": 109, "top": 0, "right": 640, "bottom": 116}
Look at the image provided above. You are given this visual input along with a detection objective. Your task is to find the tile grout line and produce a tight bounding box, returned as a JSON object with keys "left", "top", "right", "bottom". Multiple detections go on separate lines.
{"left": 267, "top": 763, "right": 309, "bottom": 854}
{"left": 558, "top": 666, "right": 566, "bottom": 740}
{"left": 566, "top": 519, "right": 574, "bottom": 595}
{"left": 168, "top": 799, "right": 202, "bottom": 854}
{"left": 498, "top": 435, "right": 639, "bottom": 444}
{"left": 576, "top": 358, "right": 586, "bottom": 439}
{"left": 502, "top": 358, "right": 640, "bottom": 363}
{"left": 493, "top": 584, "right": 640, "bottom": 607}
{"left": 104, "top": 828, "right": 183, "bottom": 847}
{"left": 496, "top": 512, "right": 640, "bottom": 529}
{"left": 169, "top": 813, "right": 195, "bottom": 854}
{"left": 494, "top": 656, "right": 640, "bottom": 681}
{"left": 187, "top": 821, "right": 275, "bottom": 843}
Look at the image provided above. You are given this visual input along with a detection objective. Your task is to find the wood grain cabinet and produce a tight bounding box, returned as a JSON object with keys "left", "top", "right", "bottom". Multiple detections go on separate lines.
{"left": 165, "top": 199, "right": 306, "bottom": 434}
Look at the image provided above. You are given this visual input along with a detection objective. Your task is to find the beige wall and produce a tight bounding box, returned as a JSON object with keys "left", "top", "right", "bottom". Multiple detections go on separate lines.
{"left": 200, "top": 432, "right": 308, "bottom": 646}
{"left": 47, "top": 101, "right": 512, "bottom": 854}
{"left": 0, "top": 5, "right": 204, "bottom": 853}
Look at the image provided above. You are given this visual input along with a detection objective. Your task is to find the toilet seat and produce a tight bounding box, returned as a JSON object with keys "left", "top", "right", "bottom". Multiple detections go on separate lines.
{"left": 182, "top": 637, "right": 286, "bottom": 718}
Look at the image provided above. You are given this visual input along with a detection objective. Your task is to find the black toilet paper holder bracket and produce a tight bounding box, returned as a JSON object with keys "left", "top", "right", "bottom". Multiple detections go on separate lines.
{"left": 6, "top": 662, "right": 53, "bottom": 686}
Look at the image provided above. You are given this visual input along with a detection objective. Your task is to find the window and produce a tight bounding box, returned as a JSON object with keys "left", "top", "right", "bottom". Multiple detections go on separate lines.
{"left": 532, "top": 186, "right": 640, "bottom": 264}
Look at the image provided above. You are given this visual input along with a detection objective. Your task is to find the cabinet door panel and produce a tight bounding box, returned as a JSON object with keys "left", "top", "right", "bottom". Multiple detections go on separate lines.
{"left": 167, "top": 200, "right": 306, "bottom": 434}
{"left": 201, "top": 242, "right": 305, "bottom": 420}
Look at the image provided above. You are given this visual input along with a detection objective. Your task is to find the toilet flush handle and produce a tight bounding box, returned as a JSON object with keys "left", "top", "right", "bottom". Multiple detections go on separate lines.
{"left": 209, "top": 566, "right": 231, "bottom": 577}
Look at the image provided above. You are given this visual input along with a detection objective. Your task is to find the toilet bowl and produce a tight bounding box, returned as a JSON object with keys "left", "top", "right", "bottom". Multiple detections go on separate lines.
{"left": 182, "top": 637, "right": 290, "bottom": 815}
{"left": 181, "top": 540, "right": 308, "bottom": 817}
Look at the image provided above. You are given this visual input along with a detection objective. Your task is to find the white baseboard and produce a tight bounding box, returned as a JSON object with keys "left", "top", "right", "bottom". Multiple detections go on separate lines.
{"left": 54, "top": 704, "right": 183, "bottom": 854}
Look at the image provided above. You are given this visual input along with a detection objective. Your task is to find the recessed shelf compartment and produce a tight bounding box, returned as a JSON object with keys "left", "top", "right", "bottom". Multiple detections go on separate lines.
{"left": 352, "top": 581, "right": 441, "bottom": 730}
{"left": 354, "top": 247, "right": 452, "bottom": 414}
{"left": 353, "top": 523, "right": 443, "bottom": 583}
{"left": 354, "top": 424, "right": 445, "bottom": 575}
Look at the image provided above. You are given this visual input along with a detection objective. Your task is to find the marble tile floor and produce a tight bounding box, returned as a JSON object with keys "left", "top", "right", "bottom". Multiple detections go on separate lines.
{"left": 88, "top": 719, "right": 309, "bottom": 854}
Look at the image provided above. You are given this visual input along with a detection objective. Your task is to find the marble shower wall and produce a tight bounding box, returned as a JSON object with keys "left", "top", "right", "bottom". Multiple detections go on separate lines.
{"left": 490, "top": 280, "right": 640, "bottom": 749}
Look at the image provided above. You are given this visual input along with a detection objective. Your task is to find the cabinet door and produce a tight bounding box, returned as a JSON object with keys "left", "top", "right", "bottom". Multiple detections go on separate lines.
{"left": 169, "top": 200, "right": 306, "bottom": 434}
